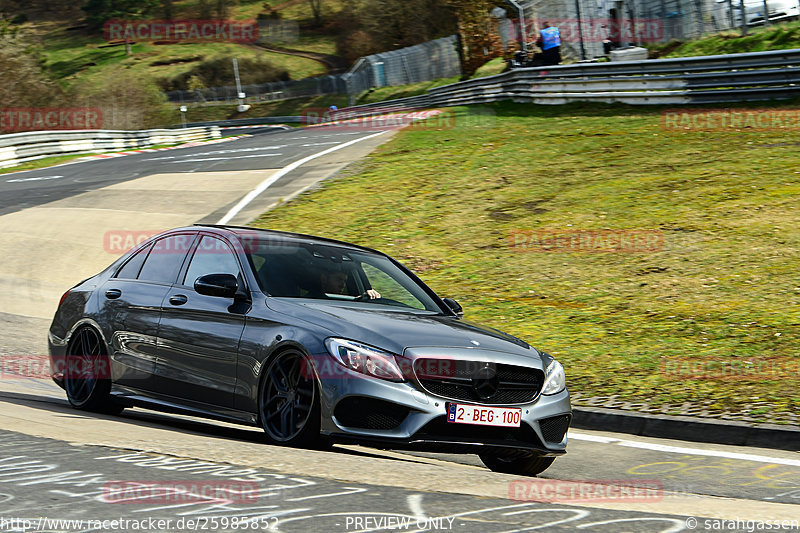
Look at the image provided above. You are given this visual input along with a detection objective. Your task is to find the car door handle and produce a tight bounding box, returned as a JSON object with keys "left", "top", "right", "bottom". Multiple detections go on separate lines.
{"left": 105, "top": 289, "right": 122, "bottom": 299}
{"left": 169, "top": 294, "right": 188, "bottom": 306}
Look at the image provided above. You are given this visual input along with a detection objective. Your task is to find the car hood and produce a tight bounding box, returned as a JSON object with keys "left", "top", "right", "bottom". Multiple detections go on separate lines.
{"left": 265, "top": 298, "right": 539, "bottom": 359}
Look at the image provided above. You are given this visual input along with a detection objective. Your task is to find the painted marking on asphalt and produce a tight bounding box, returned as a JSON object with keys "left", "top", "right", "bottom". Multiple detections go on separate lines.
{"left": 286, "top": 487, "right": 367, "bottom": 501}
{"left": 569, "top": 431, "right": 800, "bottom": 467}
{"left": 142, "top": 146, "right": 288, "bottom": 161}
{"left": 497, "top": 509, "right": 591, "bottom": 532}
{"left": 407, "top": 494, "right": 426, "bottom": 520}
{"left": 6, "top": 175, "right": 64, "bottom": 183}
{"left": 575, "top": 517, "right": 686, "bottom": 533}
{"left": 165, "top": 154, "right": 283, "bottom": 163}
{"left": 216, "top": 130, "right": 388, "bottom": 225}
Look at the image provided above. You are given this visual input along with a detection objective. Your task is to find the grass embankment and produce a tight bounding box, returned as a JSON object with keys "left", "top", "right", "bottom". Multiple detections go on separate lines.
{"left": 26, "top": 0, "right": 344, "bottom": 96}
{"left": 650, "top": 19, "right": 800, "bottom": 57}
{"left": 252, "top": 101, "right": 800, "bottom": 422}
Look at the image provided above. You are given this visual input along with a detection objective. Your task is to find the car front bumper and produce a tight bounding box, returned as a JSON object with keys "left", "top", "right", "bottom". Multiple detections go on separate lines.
{"left": 317, "top": 348, "right": 571, "bottom": 455}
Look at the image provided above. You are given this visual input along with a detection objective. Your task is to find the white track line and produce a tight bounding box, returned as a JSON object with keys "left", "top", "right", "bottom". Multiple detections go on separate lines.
{"left": 569, "top": 431, "right": 800, "bottom": 466}
{"left": 216, "top": 130, "right": 388, "bottom": 225}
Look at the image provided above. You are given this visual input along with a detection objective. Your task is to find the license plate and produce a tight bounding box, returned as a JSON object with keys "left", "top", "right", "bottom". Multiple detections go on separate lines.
{"left": 446, "top": 403, "right": 522, "bottom": 427}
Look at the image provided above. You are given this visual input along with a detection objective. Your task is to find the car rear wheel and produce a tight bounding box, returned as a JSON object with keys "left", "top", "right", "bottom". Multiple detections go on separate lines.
{"left": 64, "top": 327, "right": 123, "bottom": 414}
{"left": 259, "top": 349, "right": 320, "bottom": 447}
{"left": 479, "top": 451, "right": 555, "bottom": 476}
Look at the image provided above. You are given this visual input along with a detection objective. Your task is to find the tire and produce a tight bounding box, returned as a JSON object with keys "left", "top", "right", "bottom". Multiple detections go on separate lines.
{"left": 479, "top": 451, "right": 556, "bottom": 476}
{"left": 64, "top": 327, "right": 123, "bottom": 415}
{"left": 258, "top": 348, "right": 320, "bottom": 447}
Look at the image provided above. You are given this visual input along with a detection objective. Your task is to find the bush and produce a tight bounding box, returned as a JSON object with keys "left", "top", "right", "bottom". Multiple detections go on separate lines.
{"left": 0, "top": 34, "right": 66, "bottom": 109}
{"left": 158, "top": 56, "right": 290, "bottom": 91}
{"left": 72, "top": 67, "right": 172, "bottom": 130}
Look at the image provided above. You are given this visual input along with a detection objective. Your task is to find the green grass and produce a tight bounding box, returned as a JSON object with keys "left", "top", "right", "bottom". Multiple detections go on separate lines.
{"left": 251, "top": 101, "right": 800, "bottom": 420}
{"left": 41, "top": 34, "right": 326, "bottom": 86}
{"left": 356, "top": 77, "right": 461, "bottom": 104}
{"left": 0, "top": 154, "right": 89, "bottom": 175}
{"left": 471, "top": 58, "right": 507, "bottom": 79}
{"left": 347, "top": 59, "right": 511, "bottom": 107}
{"left": 35, "top": 0, "right": 333, "bottom": 91}
{"left": 649, "top": 19, "right": 800, "bottom": 57}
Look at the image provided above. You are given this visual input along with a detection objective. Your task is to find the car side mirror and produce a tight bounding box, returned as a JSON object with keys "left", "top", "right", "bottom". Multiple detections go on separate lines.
{"left": 442, "top": 297, "right": 463, "bottom": 316}
{"left": 194, "top": 273, "right": 238, "bottom": 298}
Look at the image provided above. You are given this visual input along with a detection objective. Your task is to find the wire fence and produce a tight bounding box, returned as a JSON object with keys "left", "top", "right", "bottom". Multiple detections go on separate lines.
{"left": 165, "top": 35, "right": 462, "bottom": 106}
{"left": 497, "top": 0, "right": 800, "bottom": 61}
{"left": 340, "top": 36, "right": 462, "bottom": 97}
{"left": 167, "top": 2, "right": 799, "bottom": 106}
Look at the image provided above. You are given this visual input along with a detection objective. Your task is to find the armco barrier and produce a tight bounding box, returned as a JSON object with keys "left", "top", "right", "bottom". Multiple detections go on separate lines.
{"left": 334, "top": 48, "right": 800, "bottom": 113}
{"left": 0, "top": 126, "right": 221, "bottom": 169}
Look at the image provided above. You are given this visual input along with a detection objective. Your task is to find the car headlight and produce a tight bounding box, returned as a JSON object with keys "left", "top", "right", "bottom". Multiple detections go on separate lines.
{"left": 541, "top": 359, "right": 566, "bottom": 395}
{"left": 324, "top": 338, "right": 406, "bottom": 382}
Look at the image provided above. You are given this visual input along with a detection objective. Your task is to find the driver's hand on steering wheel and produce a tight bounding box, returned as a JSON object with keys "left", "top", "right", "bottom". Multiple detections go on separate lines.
{"left": 364, "top": 289, "right": 381, "bottom": 299}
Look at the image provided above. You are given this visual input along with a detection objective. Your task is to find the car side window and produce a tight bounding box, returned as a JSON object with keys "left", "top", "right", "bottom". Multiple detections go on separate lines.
{"left": 361, "top": 263, "right": 426, "bottom": 309}
{"left": 183, "top": 236, "right": 241, "bottom": 288}
{"left": 137, "top": 235, "right": 194, "bottom": 284}
{"left": 116, "top": 243, "right": 152, "bottom": 279}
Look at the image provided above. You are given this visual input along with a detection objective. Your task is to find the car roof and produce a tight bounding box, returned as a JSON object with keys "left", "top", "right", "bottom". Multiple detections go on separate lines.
{"left": 189, "top": 224, "right": 387, "bottom": 256}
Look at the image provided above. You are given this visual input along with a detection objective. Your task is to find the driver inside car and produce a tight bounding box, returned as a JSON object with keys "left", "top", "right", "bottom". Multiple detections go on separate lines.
{"left": 318, "top": 265, "right": 381, "bottom": 300}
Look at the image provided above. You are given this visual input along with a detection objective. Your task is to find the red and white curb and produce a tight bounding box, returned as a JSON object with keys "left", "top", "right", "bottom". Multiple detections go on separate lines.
{"left": 219, "top": 124, "right": 292, "bottom": 131}
{"left": 78, "top": 135, "right": 249, "bottom": 162}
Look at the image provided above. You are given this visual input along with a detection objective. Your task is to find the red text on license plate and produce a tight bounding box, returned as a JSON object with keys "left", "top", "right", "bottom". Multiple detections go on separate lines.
{"left": 446, "top": 403, "right": 522, "bottom": 427}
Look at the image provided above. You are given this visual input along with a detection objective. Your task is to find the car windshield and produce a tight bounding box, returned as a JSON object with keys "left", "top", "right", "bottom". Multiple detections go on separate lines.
{"left": 244, "top": 236, "right": 443, "bottom": 313}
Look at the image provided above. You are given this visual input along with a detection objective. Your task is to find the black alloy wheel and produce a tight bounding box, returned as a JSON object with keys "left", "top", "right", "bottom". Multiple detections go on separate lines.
{"left": 259, "top": 349, "right": 320, "bottom": 447}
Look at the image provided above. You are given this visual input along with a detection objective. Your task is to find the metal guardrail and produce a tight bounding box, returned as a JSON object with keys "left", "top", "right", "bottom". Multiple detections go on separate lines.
{"left": 333, "top": 48, "right": 800, "bottom": 112}
{"left": 0, "top": 127, "right": 221, "bottom": 169}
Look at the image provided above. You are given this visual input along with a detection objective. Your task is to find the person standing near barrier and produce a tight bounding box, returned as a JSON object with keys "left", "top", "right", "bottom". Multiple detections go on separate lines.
{"left": 537, "top": 22, "right": 562, "bottom": 66}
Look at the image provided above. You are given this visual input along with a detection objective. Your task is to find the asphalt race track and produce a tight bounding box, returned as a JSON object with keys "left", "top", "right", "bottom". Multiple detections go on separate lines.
{"left": 0, "top": 122, "right": 797, "bottom": 533}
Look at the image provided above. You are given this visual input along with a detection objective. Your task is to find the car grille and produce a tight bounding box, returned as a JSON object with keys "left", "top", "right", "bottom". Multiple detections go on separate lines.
{"left": 413, "top": 359, "right": 544, "bottom": 405}
{"left": 539, "top": 414, "right": 571, "bottom": 443}
{"left": 333, "top": 396, "right": 410, "bottom": 430}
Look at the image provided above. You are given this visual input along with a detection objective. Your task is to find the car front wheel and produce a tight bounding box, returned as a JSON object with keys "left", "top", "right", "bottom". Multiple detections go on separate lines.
{"left": 259, "top": 349, "right": 321, "bottom": 447}
{"left": 479, "top": 451, "right": 555, "bottom": 476}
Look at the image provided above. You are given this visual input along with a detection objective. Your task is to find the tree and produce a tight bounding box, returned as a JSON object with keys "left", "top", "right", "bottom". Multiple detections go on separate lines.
{"left": 161, "top": 0, "right": 173, "bottom": 19}
{"left": 445, "top": 0, "right": 504, "bottom": 77}
{"left": 215, "top": 0, "right": 236, "bottom": 18}
{"left": 336, "top": 0, "right": 455, "bottom": 63}
{"left": 309, "top": 0, "right": 322, "bottom": 25}
{"left": 72, "top": 67, "right": 172, "bottom": 130}
{"left": 82, "top": 0, "right": 159, "bottom": 32}
{"left": 0, "top": 33, "right": 65, "bottom": 111}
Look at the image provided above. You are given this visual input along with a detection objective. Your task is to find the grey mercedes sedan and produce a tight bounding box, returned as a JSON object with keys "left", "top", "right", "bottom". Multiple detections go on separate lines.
{"left": 48, "top": 225, "right": 571, "bottom": 476}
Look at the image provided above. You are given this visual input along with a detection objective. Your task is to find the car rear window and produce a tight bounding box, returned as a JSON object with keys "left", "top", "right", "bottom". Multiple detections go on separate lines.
{"left": 137, "top": 234, "right": 194, "bottom": 284}
{"left": 116, "top": 243, "right": 152, "bottom": 280}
